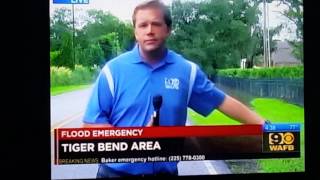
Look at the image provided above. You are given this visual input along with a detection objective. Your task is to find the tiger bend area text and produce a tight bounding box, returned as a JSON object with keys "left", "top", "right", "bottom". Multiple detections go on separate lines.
{"left": 54, "top": 124, "right": 300, "bottom": 165}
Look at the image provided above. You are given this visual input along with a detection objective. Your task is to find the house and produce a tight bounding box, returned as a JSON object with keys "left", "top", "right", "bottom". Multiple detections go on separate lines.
{"left": 271, "top": 41, "right": 302, "bottom": 67}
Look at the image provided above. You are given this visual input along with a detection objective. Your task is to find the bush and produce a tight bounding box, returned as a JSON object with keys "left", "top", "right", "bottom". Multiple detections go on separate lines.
{"left": 70, "top": 65, "right": 92, "bottom": 84}
{"left": 90, "top": 64, "right": 101, "bottom": 81}
{"left": 216, "top": 66, "right": 303, "bottom": 79}
{"left": 50, "top": 51, "right": 61, "bottom": 66}
{"left": 51, "top": 65, "right": 100, "bottom": 87}
{"left": 50, "top": 66, "right": 72, "bottom": 86}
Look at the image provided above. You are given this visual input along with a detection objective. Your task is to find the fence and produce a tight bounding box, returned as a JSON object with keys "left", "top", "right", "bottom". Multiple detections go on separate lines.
{"left": 213, "top": 76, "right": 304, "bottom": 107}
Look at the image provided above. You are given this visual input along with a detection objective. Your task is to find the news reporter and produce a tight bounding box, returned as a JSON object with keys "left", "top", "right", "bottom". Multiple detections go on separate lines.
{"left": 83, "top": 0, "right": 265, "bottom": 178}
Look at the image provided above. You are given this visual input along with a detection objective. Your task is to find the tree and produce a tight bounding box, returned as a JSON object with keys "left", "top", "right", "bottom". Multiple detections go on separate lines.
{"left": 275, "top": 0, "right": 303, "bottom": 40}
{"left": 77, "top": 10, "right": 135, "bottom": 65}
{"left": 82, "top": 10, "right": 134, "bottom": 51}
{"left": 85, "top": 43, "right": 105, "bottom": 67}
{"left": 270, "top": 0, "right": 303, "bottom": 62}
{"left": 55, "top": 32, "right": 74, "bottom": 69}
{"left": 168, "top": 0, "right": 260, "bottom": 71}
{"left": 281, "top": 0, "right": 303, "bottom": 62}
{"left": 98, "top": 32, "right": 121, "bottom": 60}
{"left": 167, "top": 0, "right": 283, "bottom": 71}
{"left": 50, "top": 8, "right": 135, "bottom": 68}
{"left": 50, "top": 8, "right": 73, "bottom": 51}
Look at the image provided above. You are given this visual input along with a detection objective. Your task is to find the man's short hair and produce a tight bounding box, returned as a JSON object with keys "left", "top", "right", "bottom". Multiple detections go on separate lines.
{"left": 132, "top": 0, "right": 172, "bottom": 28}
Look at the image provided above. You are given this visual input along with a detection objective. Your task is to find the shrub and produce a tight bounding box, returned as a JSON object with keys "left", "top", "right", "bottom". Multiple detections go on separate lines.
{"left": 216, "top": 66, "right": 303, "bottom": 79}
{"left": 50, "top": 66, "right": 72, "bottom": 86}
{"left": 51, "top": 65, "right": 100, "bottom": 87}
{"left": 50, "top": 51, "right": 61, "bottom": 66}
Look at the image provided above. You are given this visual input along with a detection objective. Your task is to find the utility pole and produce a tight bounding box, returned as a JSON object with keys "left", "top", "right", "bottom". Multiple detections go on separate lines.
{"left": 267, "top": 2, "right": 271, "bottom": 67}
{"left": 72, "top": 4, "right": 76, "bottom": 69}
{"left": 263, "top": 0, "right": 271, "bottom": 67}
{"left": 53, "top": 0, "right": 90, "bottom": 69}
{"left": 263, "top": 0, "right": 266, "bottom": 67}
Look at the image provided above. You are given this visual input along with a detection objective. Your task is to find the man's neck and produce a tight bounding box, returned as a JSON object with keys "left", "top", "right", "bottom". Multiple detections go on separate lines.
{"left": 139, "top": 45, "right": 167, "bottom": 65}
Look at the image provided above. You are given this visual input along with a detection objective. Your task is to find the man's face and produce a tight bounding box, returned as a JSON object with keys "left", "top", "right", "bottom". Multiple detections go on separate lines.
{"left": 134, "top": 7, "right": 171, "bottom": 53}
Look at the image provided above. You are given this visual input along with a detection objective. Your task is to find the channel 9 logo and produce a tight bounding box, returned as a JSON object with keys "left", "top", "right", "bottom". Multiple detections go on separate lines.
{"left": 268, "top": 132, "right": 295, "bottom": 151}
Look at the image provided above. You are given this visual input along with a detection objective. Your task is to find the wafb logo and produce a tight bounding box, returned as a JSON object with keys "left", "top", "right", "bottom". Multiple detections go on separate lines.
{"left": 269, "top": 132, "right": 295, "bottom": 151}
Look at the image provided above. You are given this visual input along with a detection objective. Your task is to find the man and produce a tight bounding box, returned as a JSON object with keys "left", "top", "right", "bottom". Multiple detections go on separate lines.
{"left": 83, "top": 0, "right": 265, "bottom": 178}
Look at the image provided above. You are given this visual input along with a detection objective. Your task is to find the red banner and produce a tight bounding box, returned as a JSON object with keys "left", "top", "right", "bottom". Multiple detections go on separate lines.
{"left": 56, "top": 125, "right": 262, "bottom": 140}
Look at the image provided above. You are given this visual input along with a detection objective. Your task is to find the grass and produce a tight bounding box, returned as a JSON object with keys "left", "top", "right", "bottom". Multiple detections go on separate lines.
{"left": 189, "top": 97, "right": 304, "bottom": 173}
{"left": 251, "top": 98, "right": 304, "bottom": 123}
{"left": 252, "top": 98, "right": 304, "bottom": 173}
{"left": 50, "top": 84, "right": 92, "bottom": 96}
{"left": 189, "top": 109, "right": 241, "bottom": 125}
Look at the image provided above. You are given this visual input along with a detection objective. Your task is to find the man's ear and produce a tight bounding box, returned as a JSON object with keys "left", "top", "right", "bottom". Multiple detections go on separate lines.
{"left": 134, "top": 27, "right": 138, "bottom": 40}
{"left": 166, "top": 27, "right": 172, "bottom": 36}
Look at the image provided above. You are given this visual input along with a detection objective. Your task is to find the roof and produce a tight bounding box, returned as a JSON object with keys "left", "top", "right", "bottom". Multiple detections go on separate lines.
{"left": 271, "top": 41, "right": 301, "bottom": 65}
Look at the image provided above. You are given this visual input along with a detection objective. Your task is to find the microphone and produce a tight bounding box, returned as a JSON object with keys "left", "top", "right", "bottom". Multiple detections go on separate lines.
{"left": 152, "top": 95, "right": 162, "bottom": 126}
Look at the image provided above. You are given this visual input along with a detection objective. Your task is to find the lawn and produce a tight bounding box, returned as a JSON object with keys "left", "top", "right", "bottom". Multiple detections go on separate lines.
{"left": 189, "top": 97, "right": 304, "bottom": 173}
{"left": 50, "top": 84, "right": 92, "bottom": 96}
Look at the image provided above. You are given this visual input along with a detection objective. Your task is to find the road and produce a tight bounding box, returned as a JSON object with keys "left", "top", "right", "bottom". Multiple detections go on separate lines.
{"left": 51, "top": 87, "right": 231, "bottom": 179}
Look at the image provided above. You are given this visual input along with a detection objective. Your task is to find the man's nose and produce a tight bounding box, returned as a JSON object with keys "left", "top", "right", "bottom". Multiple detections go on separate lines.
{"left": 146, "top": 24, "right": 154, "bottom": 34}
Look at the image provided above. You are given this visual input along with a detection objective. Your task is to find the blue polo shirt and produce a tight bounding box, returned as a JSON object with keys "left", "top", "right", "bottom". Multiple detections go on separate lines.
{"left": 83, "top": 44, "right": 226, "bottom": 175}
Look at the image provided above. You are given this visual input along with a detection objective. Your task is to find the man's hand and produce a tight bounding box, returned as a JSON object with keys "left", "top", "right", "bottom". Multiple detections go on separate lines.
{"left": 146, "top": 114, "right": 154, "bottom": 127}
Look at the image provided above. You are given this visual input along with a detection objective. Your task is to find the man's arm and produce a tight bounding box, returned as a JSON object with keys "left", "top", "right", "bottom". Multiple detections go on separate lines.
{"left": 218, "top": 95, "right": 265, "bottom": 124}
{"left": 83, "top": 123, "right": 113, "bottom": 128}
{"left": 82, "top": 69, "right": 114, "bottom": 127}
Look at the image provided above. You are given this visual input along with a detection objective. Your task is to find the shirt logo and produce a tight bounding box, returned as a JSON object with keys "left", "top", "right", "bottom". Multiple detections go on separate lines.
{"left": 165, "top": 78, "right": 180, "bottom": 90}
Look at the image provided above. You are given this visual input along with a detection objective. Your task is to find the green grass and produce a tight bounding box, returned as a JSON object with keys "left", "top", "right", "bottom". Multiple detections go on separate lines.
{"left": 251, "top": 98, "right": 304, "bottom": 123}
{"left": 189, "top": 109, "right": 241, "bottom": 125}
{"left": 189, "top": 98, "right": 304, "bottom": 173}
{"left": 51, "top": 84, "right": 92, "bottom": 96}
{"left": 251, "top": 98, "right": 304, "bottom": 173}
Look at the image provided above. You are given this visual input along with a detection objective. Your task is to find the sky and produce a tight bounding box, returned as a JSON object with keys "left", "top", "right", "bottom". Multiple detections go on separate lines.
{"left": 50, "top": 0, "right": 298, "bottom": 40}
{"left": 50, "top": 0, "right": 172, "bottom": 22}
{"left": 258, "top": 1, "right": 297, "bottom": 40}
